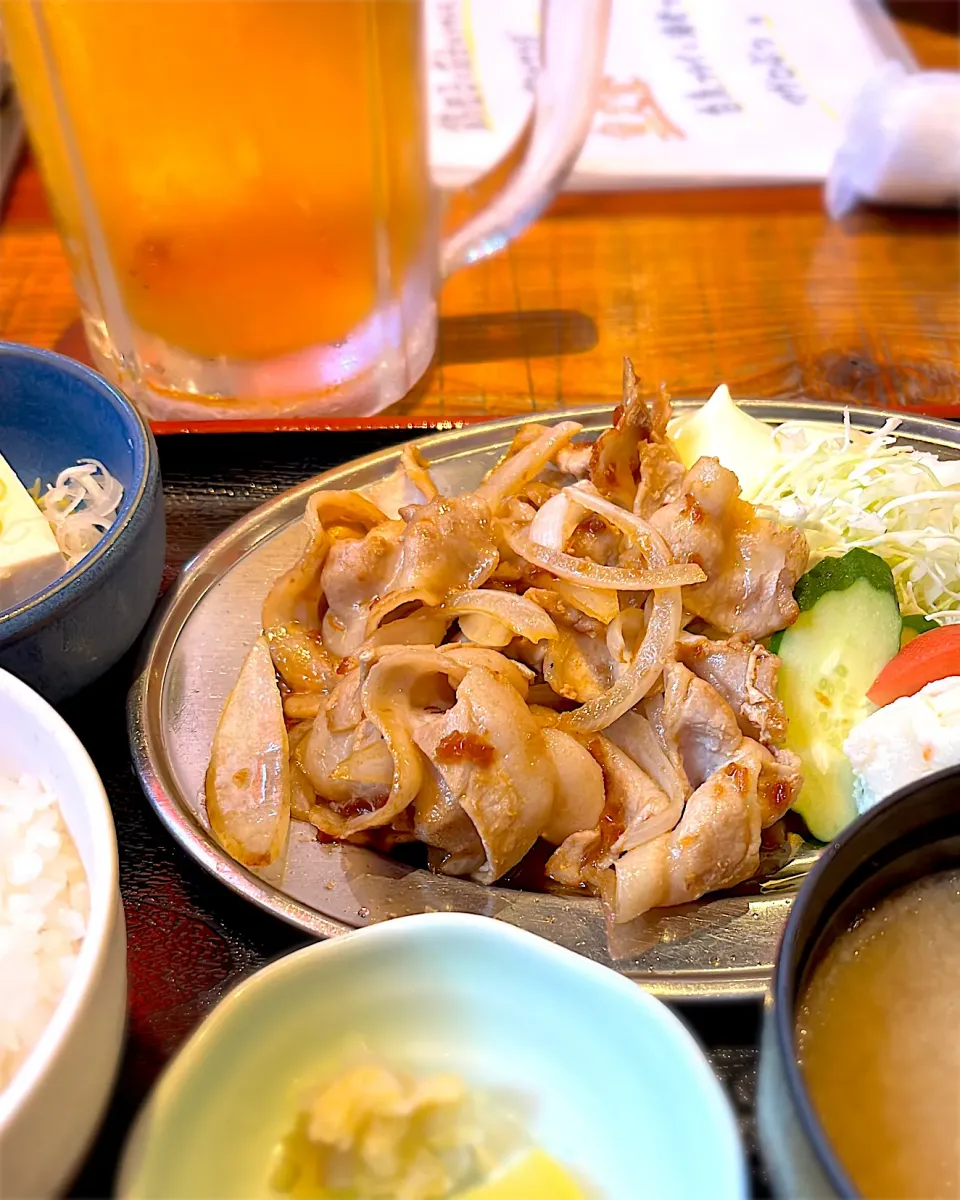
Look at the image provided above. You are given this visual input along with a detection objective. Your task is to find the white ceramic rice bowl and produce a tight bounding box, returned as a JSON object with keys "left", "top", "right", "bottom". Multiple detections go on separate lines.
{"left": 0, "top": 667, "right": 126, "bottom": 1199}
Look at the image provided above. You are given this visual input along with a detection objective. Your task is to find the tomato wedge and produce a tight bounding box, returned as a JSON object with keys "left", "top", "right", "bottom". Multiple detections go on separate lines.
{"left": 868, "top": 625, "right": 960, "bottom": 707}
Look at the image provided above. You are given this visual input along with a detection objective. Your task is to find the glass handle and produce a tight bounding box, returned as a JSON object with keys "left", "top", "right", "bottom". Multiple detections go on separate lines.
{"left": 439, "top": 0, "right": 611, "bottom": 278}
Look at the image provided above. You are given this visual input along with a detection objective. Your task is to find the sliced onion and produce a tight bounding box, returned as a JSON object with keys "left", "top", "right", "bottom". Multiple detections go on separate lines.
{"left": 365, "top": 587, "right": 433, "bottom": 635}
{"left": 545, "top": 829, "right": 602, "bottom": 889}
{"left": 400, "top": 445, "right": 440, "bottom": 500}
{"left": 528, "top": 491, "right": 584, "bottom": 551}
{"left": 363, "top": 465, "right": 427, "bottom": 520}
{"left": 543, "top": 626, "right": 617, "bottom": 703}
{"left": 605, "top": 606, "right": 647, "bottom": 664}
{"left": 606, "top": 616, "right": 626, "bottom": 664}
{"left": 360, "top": 642, "right": 532, "bottom": 697}
{"left": 632, "top": 563, "right": 705, "bottom": 586}
{"left": 441, "top": 644, "right": 534, "bottom": 698}
{"left": 444, "top": 589, "right": 558, "bottom": 644}
{"left": 321, "top": 607, "right": 367, "bottom": 659}
{"left": 289, "top": 758, "right": 318, "bottom": 822}
{"left": 355, "top": 644, "right": 533, "bottom": 833}
{"left": 310, "top": 489, "right": 386, "bottom": 532}
{"left": 325, "top": 665, "right": 368, "bottom": 733}
{"left": 476, "top": 421, "right": 582, "bottom": 509}
{"left": 262, "top": 524, "right": 330, "bottom": 633}
{"left": 360, "top": 606, "right": 454, "bottom": 652}
{"left": 331, "top": 738, "right": 395, "bottom": 786}
{"left": 358, "top": 655, "right": 435, "bottom": 830}
{"left": 205, "top": 635, "right": 290, "bottom": 868}
{"left": 550, "top": 578, "right": 620, "bottom": 624}
{"left": 526, "top": 684, "right": 577, "bottom": 712}
{"left": 282, "top": 693, "right": 324, "bottom": 721}
{"left": 38, "top": 458, "right": 123, "bottom": 566}
{"left": 558, "top": 588, "right": 682, "bottom": 733}
{"left": 503, "top": 525, "right": 703, "bottom": 590}
{"left": 566, "top": 481, "right": 674, "bottom": 567}
{"left": 457, "top": 613, "right": 513, "bottom": 647}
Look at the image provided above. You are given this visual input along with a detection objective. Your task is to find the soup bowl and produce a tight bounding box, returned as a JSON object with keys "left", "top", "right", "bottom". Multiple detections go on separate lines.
{"left": 757, "top": 766, "right": 960, "bottom": 1198}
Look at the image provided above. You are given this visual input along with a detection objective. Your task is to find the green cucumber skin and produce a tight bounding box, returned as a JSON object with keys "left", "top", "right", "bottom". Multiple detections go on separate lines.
{"left": 769, "top": 549, "right": 899, "bottom": 653}
{"left": 793, "top": 546, "right": 897, "bottom": 613}
{"left": 775, "top": 551, "right": 902, "bottom": 842}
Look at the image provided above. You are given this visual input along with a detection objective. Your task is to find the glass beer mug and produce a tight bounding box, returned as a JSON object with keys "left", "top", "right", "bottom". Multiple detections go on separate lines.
{"left": 3, "top": 0, "right": 609, "bottom": 420}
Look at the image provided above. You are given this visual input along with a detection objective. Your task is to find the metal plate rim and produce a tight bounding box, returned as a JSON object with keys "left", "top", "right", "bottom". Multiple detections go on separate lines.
{"left": 128, "top": 400, "right": 960, "bottom": 1000}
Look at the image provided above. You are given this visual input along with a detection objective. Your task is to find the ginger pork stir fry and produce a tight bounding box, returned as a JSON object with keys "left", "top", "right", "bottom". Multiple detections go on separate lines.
{"left": 206, "top": 363, "right": 809, "bottom": 923}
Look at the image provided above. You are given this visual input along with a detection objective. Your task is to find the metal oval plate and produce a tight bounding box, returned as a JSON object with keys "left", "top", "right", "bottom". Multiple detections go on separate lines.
{"left": 128, "top": 402, "right": 960, "bottom": 999}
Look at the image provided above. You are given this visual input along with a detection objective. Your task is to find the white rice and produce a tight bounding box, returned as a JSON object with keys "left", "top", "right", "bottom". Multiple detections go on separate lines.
{"left": 0, "top": 773, "right": 88, "bottom": 1094}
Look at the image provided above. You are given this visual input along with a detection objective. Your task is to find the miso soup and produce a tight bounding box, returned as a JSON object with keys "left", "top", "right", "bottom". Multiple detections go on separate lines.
{"left": 797, "top": 869, "right": 960, "bottom": 1199}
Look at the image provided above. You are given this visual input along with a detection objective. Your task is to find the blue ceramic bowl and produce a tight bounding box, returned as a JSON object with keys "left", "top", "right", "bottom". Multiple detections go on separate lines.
{"left": 0, "top": 343, "right": 164, "bottom": 701}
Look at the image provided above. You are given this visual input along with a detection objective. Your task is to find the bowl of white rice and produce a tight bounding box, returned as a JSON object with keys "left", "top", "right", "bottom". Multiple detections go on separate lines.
{"left": 0, "top": 666, "right": 126, "bottom": 1199}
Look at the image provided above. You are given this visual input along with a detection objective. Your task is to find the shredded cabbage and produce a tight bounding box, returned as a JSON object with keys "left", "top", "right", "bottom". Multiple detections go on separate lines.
{"left": 35, "top": 459, "right": 124, "bottom": 567}
{"left": 753, "top": 414, "right": 960, "bottom": 622}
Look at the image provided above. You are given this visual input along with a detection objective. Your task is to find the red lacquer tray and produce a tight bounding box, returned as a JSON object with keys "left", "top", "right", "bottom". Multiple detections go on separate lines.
{"left": 53, "top": 320, "right": 960, "bottom": 434}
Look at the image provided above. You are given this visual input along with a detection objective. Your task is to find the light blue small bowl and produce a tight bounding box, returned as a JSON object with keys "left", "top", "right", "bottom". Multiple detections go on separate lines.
{"left": 118, "top": 914, "right": 746, "bottom": 1200}
{"left": 0, "top": 343, "right": 164, "bottom": 701}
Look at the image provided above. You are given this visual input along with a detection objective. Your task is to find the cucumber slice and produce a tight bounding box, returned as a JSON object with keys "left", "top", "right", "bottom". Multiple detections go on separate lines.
{"left": 777, "top": 550, "right": 901, "bottom": 842}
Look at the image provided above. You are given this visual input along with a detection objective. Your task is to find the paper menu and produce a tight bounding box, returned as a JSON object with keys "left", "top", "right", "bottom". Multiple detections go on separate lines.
{"left": 427, "top": 0, "right": 915, "bottom": 189}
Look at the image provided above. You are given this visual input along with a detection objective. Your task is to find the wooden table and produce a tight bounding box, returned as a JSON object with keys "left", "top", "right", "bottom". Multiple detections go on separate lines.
{"left": 0, "top": 10, "right": 957, "bottom": 1196}
{"left": 1, "top": 5, "right": 958, "bottom": 423}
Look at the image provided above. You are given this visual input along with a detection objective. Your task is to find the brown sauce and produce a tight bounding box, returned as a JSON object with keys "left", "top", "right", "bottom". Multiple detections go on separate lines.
{"left": 331, "top": 792, "right": 389, "bottom": 820}
{"left": 435, "top": 731, "right": 495, "bottom": 768}
{"left": 797, "top": 868, "right": 960, "bottom": 1199}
